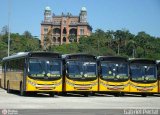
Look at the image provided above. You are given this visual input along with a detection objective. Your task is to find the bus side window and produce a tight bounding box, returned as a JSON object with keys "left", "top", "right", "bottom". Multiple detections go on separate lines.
{"left": 12, "top": 60, "right": 16, "bottom": 71}
{"left": 2, "top": 63, "right": 4, "bottom": 72}
{"left": 6, "top": 61, "right": 10, "bottom": 72}
{"left": 17, "top": 58, "right": 24, "bottom": 72}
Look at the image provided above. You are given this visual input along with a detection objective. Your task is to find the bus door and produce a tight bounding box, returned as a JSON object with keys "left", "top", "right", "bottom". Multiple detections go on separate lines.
{"left": 22, "top": 58, "right": 27, "bottom": 91}
{"left": 3, "top": 62, "right": 7, "bottom": 89}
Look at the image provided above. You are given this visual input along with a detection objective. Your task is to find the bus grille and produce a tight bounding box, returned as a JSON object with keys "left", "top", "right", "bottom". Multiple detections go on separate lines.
{"left": 130, "top": 83, "right": 156, "bottom": 92}
{"left": 36, "top": 84, "right": 55, "bottom": 90}
{"left": 74, "top": 86, "right": 92, "bottom": 90}
{"left": 74, "top": 84, "right": 92, "bottom": 90}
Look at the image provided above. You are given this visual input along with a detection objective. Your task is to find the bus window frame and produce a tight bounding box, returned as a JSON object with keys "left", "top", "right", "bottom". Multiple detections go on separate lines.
{"left": 64, "top": 59, "right": 98, "bottom": 81}
{"left": 27, "top": 57, "right": 63, "bottom": 81}
{"left": 157, "top": 63, "right": 160, "bottom": 80}
{"left": 99, "top": 60, "right": 129, "bottom": 82}
{"left": 129, "top": 63, "right": 157, "bottom": 83}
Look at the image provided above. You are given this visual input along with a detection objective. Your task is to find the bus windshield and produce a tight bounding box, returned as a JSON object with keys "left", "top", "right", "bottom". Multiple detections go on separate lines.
{"left": 28, "top": 58, "right": 62, "bottom": 78}
{"left": 130, "top": 64, "right": 157, "bottom": 81}
{"left": 101, "top": 62, "right": 128, "bottom": 80}
{"left": 66, "top": 61, "right": 97, "bottom": 79}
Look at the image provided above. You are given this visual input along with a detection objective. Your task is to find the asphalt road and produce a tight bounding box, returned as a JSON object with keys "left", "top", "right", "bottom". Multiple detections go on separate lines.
{"left": 0, "top": 88, "right": 160, "bottom": 115}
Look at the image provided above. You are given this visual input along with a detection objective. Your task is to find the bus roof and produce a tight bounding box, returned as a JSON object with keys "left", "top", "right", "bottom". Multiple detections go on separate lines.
{"left": 62, "top": 53, "right": 96, "bottom": 60}
{"left": 129, "top": 58, "right": 156, "bottom": 64}
{"left": 3, "top": 52, "right": 29, "bottom": 61}
{"left": 97, "top": 56, "right": 128, "bottom": 62}
{"left": 2, "top": 52, "right": 61, "bottom": 61}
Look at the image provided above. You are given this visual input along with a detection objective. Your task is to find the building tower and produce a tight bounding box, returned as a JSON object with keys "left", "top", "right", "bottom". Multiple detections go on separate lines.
{"left": 44, "top": 6, "right": 52, "bottom": 22}
{"left": 79, "top": 7, "right": 87, "bottom": 23}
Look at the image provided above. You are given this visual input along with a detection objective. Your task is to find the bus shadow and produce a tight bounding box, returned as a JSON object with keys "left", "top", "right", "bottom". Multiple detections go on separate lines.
{"left": 60, "top": 93, "right": 103, "bottom": 97}
{"left": 32, "top": 93, "right": 59, "bottom": 98}
{"left": 7, "top": 90, "right": 160, "bottom": 98}
{"left": 124, "top": 94, "right": 144, "bottom": 97}
{"left": 94, "top": 93, "right": 160, "bottom": 97}
{"left": 61, "top": 93, "right": 89, "bottom": 97}
{"left": 9, "top": 90, "right": 59, "bottom": 98}
{"left": 151, "top": 94, "right": 160, "bottom": 97}
{"left": 95, "top": 93, "right": 148, "bottom": 97}
{"left": 125, "top": 93, "right": 160, "bottom": 97}
{"left": 93, "top": 93, "right": 114, "bottom": 97}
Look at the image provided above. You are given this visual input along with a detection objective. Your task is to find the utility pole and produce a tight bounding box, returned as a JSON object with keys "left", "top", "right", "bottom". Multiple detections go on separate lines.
{"left": 117, "top": 43, "right": 120, "bottom": 55}
{"left": 132, "top": 49, "right": 135, "bottom": 58}
{"left": 44, "top": 35, "right": 47, "bottom": 51}
{"left": 97, "top": 33, "right": 100, "bottom": 55}
{"left": 8, "top": 0, "right": 11, "bottom": 56}
{"left": 132, "top": 49, "right": 134, "bottom": 58}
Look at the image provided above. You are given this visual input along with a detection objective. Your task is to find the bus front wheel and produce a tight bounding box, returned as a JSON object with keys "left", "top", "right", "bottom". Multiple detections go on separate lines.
{"left": 7, "top": 81, "right": 11, "bottom": 93}
{"left": 20, "top": 83, "right": 25, "bottom": 96}
{"left": 83, "top": 93, "right": 89, "bottom": 97}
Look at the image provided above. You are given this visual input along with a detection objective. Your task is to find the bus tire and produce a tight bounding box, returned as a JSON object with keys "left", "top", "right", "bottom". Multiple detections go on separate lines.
{"left": 49, "top": 92, "right": 55, "bottom": 97}
{"left": 114, "top": 93, "right": 120, "bottom": 97}
{"left": 7, "top": 81, "right": 11, "bottom": 93}
{"left": 84, "top": 93, "right": 89, "bottom": 97}
{"left": 142, "top": 94, "right": 147, "bottom": 97}
{"left": 20, "top": 83, "right": 25, "bottom": 96}
{"left": 58, "top": 92, "right": 65, "bottom": 96}
{"left": 90, "top": 92, "right": 95, "bottom": 96}
{"left": 120, "top": 92, "right": 125, "bottom": 96}
{"left": 62, "top": 92, "right": 67, "bottom": 96}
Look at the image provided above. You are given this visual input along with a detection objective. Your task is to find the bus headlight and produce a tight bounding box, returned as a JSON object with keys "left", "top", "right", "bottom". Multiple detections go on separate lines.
{"left": 28, "top": 80, "right": 37, "bottom": 86}
{"left": 54, "top": 81, "right": 62, "bottom": 87}
{"left": 89, "top": 82, "right": 98, "bottom": 87}
{"left": 100, "top": 81, "right": 109, "bottom": 87}
{"left": 66, "top": 80, "right": 75, "bottom": 86}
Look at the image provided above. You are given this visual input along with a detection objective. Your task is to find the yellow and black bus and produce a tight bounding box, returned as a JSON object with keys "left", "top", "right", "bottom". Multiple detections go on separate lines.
{"left": 156, "top": 60, "right": 160, "bottom": 93}
{"left": 129, "top": 59, "right": 158, "bottom": 96}
{"left": 1, "top": 52, "right": 62, "bottom": 96}
{"left": 97, "top": 56, "right": 129, "bottom": 96}
{"left": 62, "top": 54, "right": 98, "bottom": 96}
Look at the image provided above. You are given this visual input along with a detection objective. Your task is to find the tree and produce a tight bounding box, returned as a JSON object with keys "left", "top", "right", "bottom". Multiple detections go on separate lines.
{"left": 0, "top": 27, "right": 160, "bottom": 60}
{"left": 126, "top": 40, "right": 136, "bottom": 57}
{"left": 135, "top": 31, "right": 151, "bottom": 57}
{"left": 50, "top": 43, "right": 79, "bottom": 54}
{"left": 23, "top": 31, "right": 32, "bottom": 38}
{"left": 1, "top": 25, "right": 8, "bottom": 35}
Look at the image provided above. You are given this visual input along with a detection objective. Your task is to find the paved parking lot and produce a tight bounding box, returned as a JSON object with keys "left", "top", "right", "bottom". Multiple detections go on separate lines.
{"left": 0, "top": 88, "right": 160, "bottom": 109}
{"left": 0, "top": 88, "right": 160, "bottom": 115}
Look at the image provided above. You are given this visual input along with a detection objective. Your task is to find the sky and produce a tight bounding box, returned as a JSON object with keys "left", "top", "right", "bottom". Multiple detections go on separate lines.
{"left": 0, "top": 0, "right": 160, "bottom": 38}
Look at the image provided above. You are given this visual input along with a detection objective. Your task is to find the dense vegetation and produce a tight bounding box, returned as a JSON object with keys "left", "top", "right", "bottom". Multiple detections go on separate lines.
{"left": 1, "top": 25, "right": 160, "bottom": 60}
{"left": 0, "top": 26, "right": 40, "bottom": 60}
{"left": 51, "top": 29, "right": 160, "bottom": 60}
